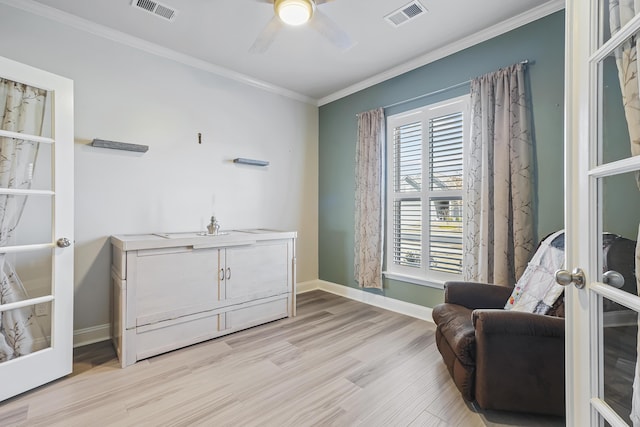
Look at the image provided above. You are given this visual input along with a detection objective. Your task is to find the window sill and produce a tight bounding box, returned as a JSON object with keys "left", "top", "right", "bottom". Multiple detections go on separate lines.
{"left": 383, "top": 271, "right": 446, "bottom": 290}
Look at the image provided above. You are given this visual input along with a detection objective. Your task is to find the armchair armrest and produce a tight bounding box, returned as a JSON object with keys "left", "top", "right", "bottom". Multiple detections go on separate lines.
{"left": 444, "top": 281, "right": 513, "bottom": 310}
{"left": 472, "top": 309, "right": 565, "bottom": 415}
{"left": 472, "top": 309, "right": 565, "bottom": 338}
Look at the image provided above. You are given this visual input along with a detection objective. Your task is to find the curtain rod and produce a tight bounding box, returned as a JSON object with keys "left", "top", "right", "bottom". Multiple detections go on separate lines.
{"left": 377, "top": 59, "right": 531, "bottom": 111}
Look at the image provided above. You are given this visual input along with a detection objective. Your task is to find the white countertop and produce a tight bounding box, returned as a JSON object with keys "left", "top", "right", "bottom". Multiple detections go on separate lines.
{"left": 111, "top": 229, "right": 297, "bottom": 251}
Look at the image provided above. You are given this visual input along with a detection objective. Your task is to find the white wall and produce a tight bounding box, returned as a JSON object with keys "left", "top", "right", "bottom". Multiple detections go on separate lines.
{"left": 0, "top": 4, "right": 319, "bottom": 332}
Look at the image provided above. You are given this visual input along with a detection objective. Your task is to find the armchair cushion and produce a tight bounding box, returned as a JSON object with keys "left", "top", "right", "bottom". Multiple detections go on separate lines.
{"left": 444, "top": 281, "right": 514, "bottom": 309}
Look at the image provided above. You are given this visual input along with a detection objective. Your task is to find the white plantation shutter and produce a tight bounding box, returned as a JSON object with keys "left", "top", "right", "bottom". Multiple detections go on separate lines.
{"left": 429, "top": 112, "right": 463, "bottom": 191}
{"left": 393, "top": 198, "right": 422, "bottom": 267}
{"left": 394, "top": 122, "right": 422, "bottom": 193}
{"left": 429, "top": 197, "right": 463, "bottom": 273}
{"left": 387, "top": 96, "right": 468, "bottom": 282}
{"left": 392, "top": 121, "right": 422, "bottom": 268}
{"left": 428, "top": 112, "right": 463, "bottom": 274}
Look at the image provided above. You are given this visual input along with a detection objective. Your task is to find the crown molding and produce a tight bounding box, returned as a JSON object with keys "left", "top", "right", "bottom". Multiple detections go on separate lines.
{"left": 317, "top": 0, "right": 565, "bottom": 106}
{"left": 0, "top": 0, "right": 316, "bottom": 105}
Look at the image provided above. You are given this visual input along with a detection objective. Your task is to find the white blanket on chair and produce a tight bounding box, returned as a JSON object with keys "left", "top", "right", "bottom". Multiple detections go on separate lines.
{"left": 504, "top": 230, "right": 565, "bottom": 314}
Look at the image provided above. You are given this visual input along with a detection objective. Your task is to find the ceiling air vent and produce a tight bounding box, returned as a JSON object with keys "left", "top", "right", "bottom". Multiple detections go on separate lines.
{"left": 131, "top": 0, "right": 177, "bottom": 22}
{"left": 385, "top": 1, "right": 427, "bottom": 27}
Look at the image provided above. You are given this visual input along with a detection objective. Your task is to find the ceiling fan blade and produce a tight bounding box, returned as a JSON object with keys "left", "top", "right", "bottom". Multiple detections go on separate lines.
{"left": 249, "top": 16, "right": 283, "bottom": 54}
{"left": 309, "top": 10, "right": 354, "bottom": 51}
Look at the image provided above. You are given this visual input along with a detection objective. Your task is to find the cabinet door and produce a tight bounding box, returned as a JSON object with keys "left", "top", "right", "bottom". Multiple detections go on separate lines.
{"left": 225, "top": 241, "right": 290, "bottom": 301}
{"left": 133, "top": 247, "right": 220, "bottom": 326}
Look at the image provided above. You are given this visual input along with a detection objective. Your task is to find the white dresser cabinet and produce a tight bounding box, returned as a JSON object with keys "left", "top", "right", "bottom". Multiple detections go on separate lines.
{"left": 111, "top": 230, "right": 296, "bottom": 367}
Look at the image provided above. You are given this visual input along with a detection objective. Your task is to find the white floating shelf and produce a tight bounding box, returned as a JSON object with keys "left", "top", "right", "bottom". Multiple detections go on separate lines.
{"left": 91, "top": 139, "right": 149, "bottom": 153}
{"left": 233, "top": 158, "right": 269, "bottom": 166}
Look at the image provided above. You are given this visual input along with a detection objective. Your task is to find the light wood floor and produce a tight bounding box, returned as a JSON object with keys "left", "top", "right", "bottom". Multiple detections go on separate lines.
{"left": 0, "top": 291, "right": 565, "bottom": 426}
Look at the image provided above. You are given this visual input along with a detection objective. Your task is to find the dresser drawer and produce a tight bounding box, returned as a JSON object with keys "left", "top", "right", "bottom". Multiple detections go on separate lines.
{"left": 224, "top": 296, "right": 289, "bottom": 332}
{"left": 135, "top": 311, "right": 223, "bottom": 361}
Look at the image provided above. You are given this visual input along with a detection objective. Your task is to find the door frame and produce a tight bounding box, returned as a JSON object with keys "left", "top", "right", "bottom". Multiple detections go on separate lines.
{"left": 565, "top": 0, "right": 591, "bottom": 423}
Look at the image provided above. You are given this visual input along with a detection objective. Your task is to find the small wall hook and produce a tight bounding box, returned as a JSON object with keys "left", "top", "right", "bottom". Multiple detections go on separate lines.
{"left": 198, "top": 132, "right": 202, "bottom": 144}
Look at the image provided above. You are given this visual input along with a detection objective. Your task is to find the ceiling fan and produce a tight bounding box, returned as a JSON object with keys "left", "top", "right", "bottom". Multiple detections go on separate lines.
{"left": 250, "top": 0, "right": 354, "bottom": 53}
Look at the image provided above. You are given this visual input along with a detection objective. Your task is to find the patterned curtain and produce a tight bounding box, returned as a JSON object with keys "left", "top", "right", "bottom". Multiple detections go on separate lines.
{"left": 354, "top": 108, "right": 385, "bottom": 289}
{"left": 610, "top": 1, "right": 640, "bottom": 424}
{"left": 0, "top": 78, "right": 47, "bottom": 362}
{"left": 462, "top": 63, "right": 534, "bottom": 285}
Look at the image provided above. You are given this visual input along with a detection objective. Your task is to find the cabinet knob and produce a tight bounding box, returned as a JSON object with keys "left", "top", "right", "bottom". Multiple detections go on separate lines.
{"left": 219, "top": 268, "right": 225, "bottom": 281}
{"left": 226, "top": 267, "right": 231, "bottom": 280}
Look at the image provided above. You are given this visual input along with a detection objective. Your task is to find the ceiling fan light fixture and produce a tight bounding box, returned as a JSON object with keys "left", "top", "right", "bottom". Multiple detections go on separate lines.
{"left": 275, "top": 0, "right": 314, "bottom": 26}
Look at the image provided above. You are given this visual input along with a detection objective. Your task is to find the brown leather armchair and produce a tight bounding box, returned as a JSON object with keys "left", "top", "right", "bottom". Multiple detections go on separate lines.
{"left": 433, "top": 281, "right": 565, "bottom": 415}
{"left": 432, "top": 234, "right": 637, "bottom": 416}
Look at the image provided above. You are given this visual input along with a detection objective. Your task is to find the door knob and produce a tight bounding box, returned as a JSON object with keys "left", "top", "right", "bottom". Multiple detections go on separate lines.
{"left": 555, "top": 268, "right": 586, "bottom": 289}
{"left": 602, "top": 270, "right": 625, "bottom": 288}
{"left": 56, "top": 237, "right": 71, "bottom": 248}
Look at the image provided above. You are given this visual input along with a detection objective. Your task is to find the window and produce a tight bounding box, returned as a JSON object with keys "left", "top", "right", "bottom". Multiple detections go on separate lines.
{"left": 385, "top": 96, "right": 469, "bottom": 285}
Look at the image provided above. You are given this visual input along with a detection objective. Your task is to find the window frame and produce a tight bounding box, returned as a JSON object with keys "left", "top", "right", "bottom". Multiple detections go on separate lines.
{"left": 384, "top": 95, "right": 470, "bottom": 288}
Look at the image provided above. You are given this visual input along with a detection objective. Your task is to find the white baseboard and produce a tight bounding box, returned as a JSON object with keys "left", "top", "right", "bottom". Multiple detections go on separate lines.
{"left": 296, "top": 279, "right": 321, "bottom": 294}
{"left": 73, "top": 323, "right": 111, "bottom": 348}
{"left": 296, "top": 279, "right": 434, "bottom": 323}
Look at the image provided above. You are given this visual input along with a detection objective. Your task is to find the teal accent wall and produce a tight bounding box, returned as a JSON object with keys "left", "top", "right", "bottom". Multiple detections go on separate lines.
{"left": 318, "top": 11, "right": 566, "bottom": 308}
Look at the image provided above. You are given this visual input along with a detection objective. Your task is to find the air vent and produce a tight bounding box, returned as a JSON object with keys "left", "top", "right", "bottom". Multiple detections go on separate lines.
{"left": 385, "top": 1, "right": 427, "bottom": 27}
{"left": 131, "top": 0, "right": 177, "bottom": 22}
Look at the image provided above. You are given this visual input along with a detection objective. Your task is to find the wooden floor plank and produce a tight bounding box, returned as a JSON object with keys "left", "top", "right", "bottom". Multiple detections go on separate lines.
{"left": 0, "top": 290, "right": 565, "bottom": 426}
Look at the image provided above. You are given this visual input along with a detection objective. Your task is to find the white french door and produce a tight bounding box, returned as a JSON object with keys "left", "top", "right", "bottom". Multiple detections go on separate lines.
{"left": 0, "top": 55, "right": 74, "bottom": 401}
{"left": 566, "top": 1, "right": 640, "bottom": 425}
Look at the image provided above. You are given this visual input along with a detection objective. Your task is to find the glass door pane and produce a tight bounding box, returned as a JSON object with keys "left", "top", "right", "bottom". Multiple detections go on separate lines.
{"left": 600, "top": 0, "right": 640, "bottom": 46}
{"left": 601, "top": 297, "right": 637, "bottom": 425}
{"left": 600, "top": 45, "right": 632, "bottom": 165}
{"left": 3, "top": 248, "right": 53, "bottom": 302}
